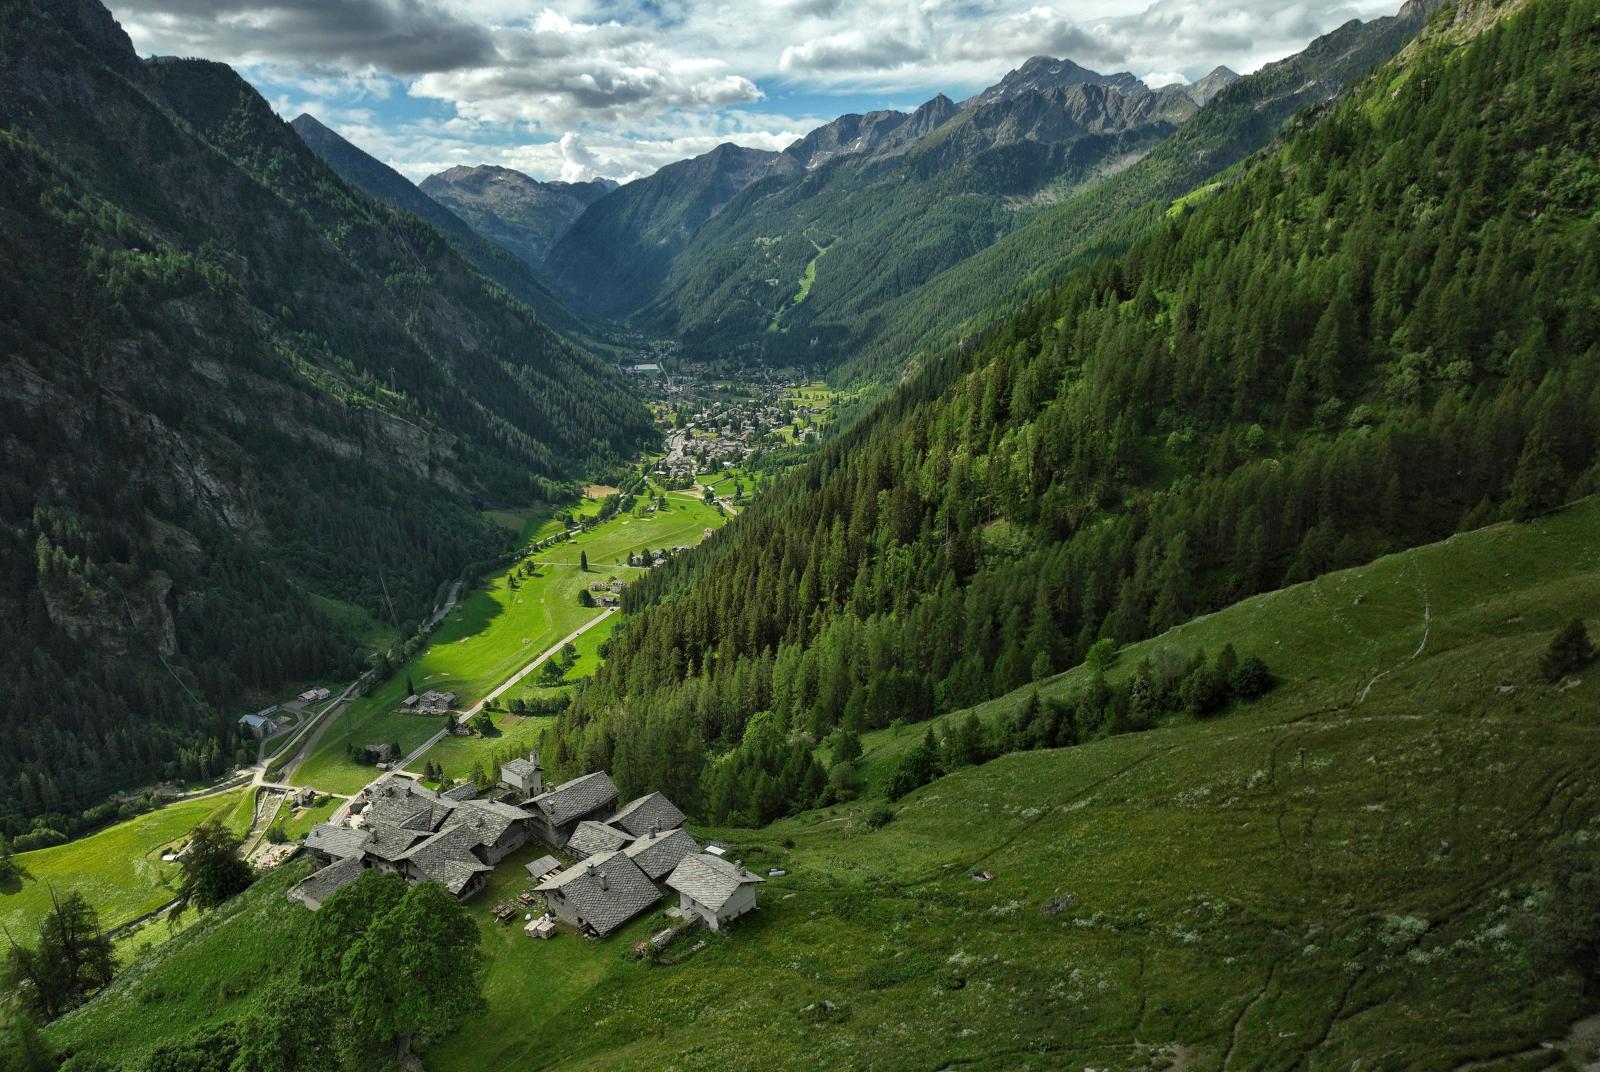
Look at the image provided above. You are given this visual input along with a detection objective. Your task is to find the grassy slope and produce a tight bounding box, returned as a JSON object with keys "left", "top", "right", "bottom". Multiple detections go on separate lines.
{"left": 0, "top": 791, "right": 246, "bottom": 939}
{"left": 53, "top": 499, "right": 1600, "bottom": 1071}
{"left": 49, "top": 863, "right": 315, "bottom": 1061}
{"left": 296, "top": 494, "right": 728, "bottom": 794}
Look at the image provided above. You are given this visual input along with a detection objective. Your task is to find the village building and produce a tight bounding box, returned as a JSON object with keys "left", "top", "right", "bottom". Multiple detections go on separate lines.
{"left": 287, "top": 856, "right": 363, "bottom": 911}
{"left": 237, "top": 707, "right": 285, "bottom": 739}
{"left": 401, "top": 690, "right": 457, "bottom": 715}
{"left": 525, "top": 854, "right": 562, "bottom": 883}
{"left": 610, "top": 792, "right": 687, "bottom": 838}
{"left": 623, "top": 827, "right": 699, "bottom": 885}
{"left": 290, "top": 780, "right": 534, "bottom": 908}
{"left": 499, "top": 751, "right": 544, "bottom": 796}
{"left": 525, "top": 771, "right": 619, "bottom": 848}
{"left": 567, "top": 820, "right": 632, "bottom": 859}
{"left": 536, "top": 850, "right": 662, "bottom": 938}
{"left": 298, "top": 687, "right": 332, "bottom": 704}
{"left": 304, "top": 824, "right": 371, "bottom": 867}
{"left": 665, "top": 854, "right": 765, "bottom": 932}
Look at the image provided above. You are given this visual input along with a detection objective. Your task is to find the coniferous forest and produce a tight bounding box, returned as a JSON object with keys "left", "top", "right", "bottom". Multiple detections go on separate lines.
{"left": 551, "top": 0, "right": 1600, "bottom": 822}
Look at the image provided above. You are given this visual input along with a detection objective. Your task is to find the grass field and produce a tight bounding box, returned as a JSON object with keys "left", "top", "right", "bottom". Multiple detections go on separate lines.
{"left": 296, "top": 492, "right": 728, "bottom": 795}
{"left": 278, "top": 796, "right": 339, "bottom": 840}
{"left": 0, "top": 790, "right": 246, "bottom": 941}
{"left": 414, "top": 715, "right": 556, "bottom": 785}
{"left": 49, "top": 500, "right": 1600, "bottom": 1071}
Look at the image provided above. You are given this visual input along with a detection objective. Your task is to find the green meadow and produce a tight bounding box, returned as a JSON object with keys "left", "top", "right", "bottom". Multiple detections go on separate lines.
{"left": 295, "top": 491, "right": 727, "bottom": 795}
{"left": 0, "top": 790, "right": 247, "bottom": 941}
{"left": 413, "top": 715, "right": 555, "bottom": 785}
{"left": 48, "top": 500, "right": 1600, "bottom": 1071}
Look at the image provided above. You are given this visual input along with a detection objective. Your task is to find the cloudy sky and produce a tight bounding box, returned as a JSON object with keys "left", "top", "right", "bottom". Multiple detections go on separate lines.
{"left": 107, "top": 0, "right": 1402, "bottom": 184}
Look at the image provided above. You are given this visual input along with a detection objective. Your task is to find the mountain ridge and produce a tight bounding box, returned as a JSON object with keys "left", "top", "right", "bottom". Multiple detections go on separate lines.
{"left": 419, "top": 164, "right": 615, "bottom": 268}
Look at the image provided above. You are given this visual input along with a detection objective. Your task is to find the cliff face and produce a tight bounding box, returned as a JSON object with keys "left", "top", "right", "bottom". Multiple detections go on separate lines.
{"left": 0, "top": 0, "right": 653, "bottom": 827}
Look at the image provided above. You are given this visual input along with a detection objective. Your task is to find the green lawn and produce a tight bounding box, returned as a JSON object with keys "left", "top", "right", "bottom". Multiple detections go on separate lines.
{"left": 294, "top": 563, "right": 603, "bottom": 794}
{"left": 278, "top": 796, "right": 339, "bottom": 840}
{"left": 51, "top": 499, "right": 1600, "bottom": 1072}
{"left": 297, "top": 493, "right": 728, "bottom": 795}
{"left": 413, "top": 714, "right": 556, "bottom": 785}
{"left": 0, "top": 790, "right": 246, "bottom": 940}
{"left": 49, "top": 863, "right": 316, "bottom": 1063}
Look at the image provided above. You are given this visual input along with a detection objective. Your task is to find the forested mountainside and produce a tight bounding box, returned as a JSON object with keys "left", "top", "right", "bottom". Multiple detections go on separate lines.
{"left": 835, "top": 0, "right": 1444, "bottom": 381}
{"left": 631, "top": 72, "right": 1202, "bottom": 357}
{"left": 419, "top": 165, "right": 615, "bottom": 269}
{"left": 542, "top": 143, "right": 799, "bottom": 319}
{"left": 547, "top": 59, "right": 1202, "bottom": 343}
{"left": 289, "top": 116, "right": 604, "bottom": 349}
{"left": 0, "top": 0, "right": 653, "bottom": 837}
{"left": 549, "top": 0, "right": 1600, "bottom": 823}
{"left": 535, "top": 3, "right": 1433, "bottom": 376}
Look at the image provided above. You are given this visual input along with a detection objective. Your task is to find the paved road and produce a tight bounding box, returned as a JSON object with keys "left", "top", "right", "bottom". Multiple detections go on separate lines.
{"left": 329, "top": 607, "right": 618, "bottom": 824}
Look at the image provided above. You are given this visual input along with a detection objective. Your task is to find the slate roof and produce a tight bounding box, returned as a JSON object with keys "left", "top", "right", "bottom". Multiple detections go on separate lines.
{"left": 451, "top": 798, "right": 527, "bottom": 847}
{"left": 365, "top": 781, "right": 460, "bottom": 833}
{"left": 610, "top": 792, "right": 686, "bottom": 838}
{"left": 401, "top": 826, "right": 493, "bottom": 895}
{"left": 501, "top": 755, "right": 543, "bottom": 781}
{"left": 525, "top": 854, "right": 561, "bottom": 880}
{"left": 362, "top": 822, "right": 427, "bottom": 862}
{"left": 537, "top": 851, "right": 662, "bottom": 937}
{"left": 441, "top": 782, "right": 480, "bottom": 802}
{"left": 567, "top": 820, "right": 631, "bottom": 859}
{"left": 289, "top": 856, "right": 364, "bottom": 908}
{"left": 530, "top": 771, "right": 618, "bottom": 826}
{"left": 304, "top": 824, "right": 372, "bottom": 860}
{"left": 623, "top": 827, "right": 700, "bottom": 882}
{"left": 665, "top": 854, "right": 764, "bottom": 912}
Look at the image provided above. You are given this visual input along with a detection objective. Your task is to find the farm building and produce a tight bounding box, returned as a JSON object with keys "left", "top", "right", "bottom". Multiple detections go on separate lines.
{"left": 666, "top": 854, "right": 765, "bottom": 931}
{"left": 567, "top": 820, "right": 632, "bottom": 859}
{"left": 623, "top": 827, "right": 699, "bottom": 885}
{"left": 610, "top": 791, "right": 686, "bottom": 838}
{"left": 525, "top": 855, "right": 562, "bottom": 882}
{"left": 525, "top": 771, "right": 619, "bottom": 848}
{"left": 536, "top": 851, "right": 662, "bottom": 938}
{"left": 291, "top": 781, "right": 536, "bottom": 907}
{"left": 287, "top": 856, "right": 363, "bottom": 911}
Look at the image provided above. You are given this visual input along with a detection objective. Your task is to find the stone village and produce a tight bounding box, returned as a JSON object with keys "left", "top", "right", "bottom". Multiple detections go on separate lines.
{"left": 288, "top": 754, "right": 764, "bottom": 941}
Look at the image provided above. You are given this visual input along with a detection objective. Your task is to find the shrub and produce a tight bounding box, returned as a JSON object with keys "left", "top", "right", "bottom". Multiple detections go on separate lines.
{"left": 1540, "top": 618, "right": 1595, "bottom": 683}
{"left": 1229, "top": 655, "right": 1274, "bottom": 699}
{"left": 863, "top": 803, "right": 894, "bottom": 829}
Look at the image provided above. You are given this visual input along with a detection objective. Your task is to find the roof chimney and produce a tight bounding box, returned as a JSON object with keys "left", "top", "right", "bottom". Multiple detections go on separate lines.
{"left": 586, "top": 862, "right": 597, "bottom": 877}
{"left": 650, "top": 822, "right": 660, "bottom": 837}
{"left": 599, "top": 871, "right": 609, "bottom": 891}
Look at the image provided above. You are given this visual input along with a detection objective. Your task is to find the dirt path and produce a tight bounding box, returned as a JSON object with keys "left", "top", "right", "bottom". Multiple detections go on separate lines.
{"left": 1355, "top": 564, "right": 1432, "bottom": 705}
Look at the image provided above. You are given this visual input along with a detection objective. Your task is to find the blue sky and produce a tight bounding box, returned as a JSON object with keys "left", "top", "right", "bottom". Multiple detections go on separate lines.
{"left": 105, "top": 0, "right": 1401, "bottom": 183}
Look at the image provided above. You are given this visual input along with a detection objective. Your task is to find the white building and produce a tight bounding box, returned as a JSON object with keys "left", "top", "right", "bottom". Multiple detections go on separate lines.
{"left": 665, "top": 854, "right": 765, "bottom": 932}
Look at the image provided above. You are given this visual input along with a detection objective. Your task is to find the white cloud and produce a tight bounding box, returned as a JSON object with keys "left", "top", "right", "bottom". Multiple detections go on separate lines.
{"left": 1142, "top": 70, "right": 1188, "bottom": 87}
{"left": 112, "top": 0, "right": 1411, "bottom": 182}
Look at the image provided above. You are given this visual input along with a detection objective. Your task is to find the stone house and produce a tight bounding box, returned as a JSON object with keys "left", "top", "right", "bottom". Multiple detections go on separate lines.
{"left": 499, "top": 751, "right": 544, "bottom": 796}
{"left": 610, "top": 792, "right": 686, "bottom": 838}
{"left": 525, "top": 771, "right": 619, "bottom": 848}
{"left": 536, "top": 850, "right": 662, "bottom": 937}
{"left": 665, "top": 854, "right": 765, "bottom": 931}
